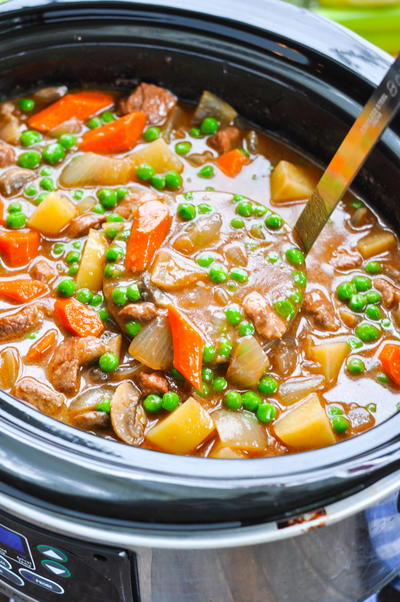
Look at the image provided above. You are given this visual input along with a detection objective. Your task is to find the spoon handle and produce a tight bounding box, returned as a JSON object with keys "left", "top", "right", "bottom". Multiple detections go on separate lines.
{"left": 295, "top": 53, "right": 400, "bottom": 254}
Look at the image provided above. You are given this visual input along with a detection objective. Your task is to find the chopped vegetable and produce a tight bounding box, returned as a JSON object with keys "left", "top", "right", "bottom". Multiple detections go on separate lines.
{"left": 193, "top": 90, "right": 238, "bottom": 126}
{"left": 0, "top": 230, "right": 40, "bottom": 267}
{"left": 310, "top": 341, "right": 349, "bottom": 385}
{"left": 216, "top": 149, "right": 249, "bottom": 177}
{"left": 227, "top": 336, "right": 269, "bottom": 388}
{"left": 80, "top": 112, "right": 146, "bottom": 154}
{"left": 61, "top": 153, "right": 134, "bottom": 187}
{"left": 213, "top": 409, "right": 267, "bottom": 454}
{"left": 0, "top": 348, "right": 20, "bottom": 389}
{"left": 379, "top": 343, "right": 400, "bottom": 386}
{"left": 279, "top": 374, "right": 325, "bottom": 405}
{"left": 131, "top": 138, "right": 183, "bottom": 174}
{"left": 168, "top": 306, "right": 204, "bottom": 390}
{"left": 54, "top": 298, "right": 104, "bottom": 337}
{"left": 173, "top": 213, "right": 222, "bottom": 254}
{"left": 25, "top": 329, "right": 57, "bottom": 363}
{"left": 28, "top": 192, "right": 77, "bottom": 235}
{"left": 76, "top": 229, "right": 108, "bottom": 291}
{"left": 151, "top": 250, "right": 207, "bottom": 291}
{"left": 126, "top": 200, "right": 171, "bottom": 272}
{"left": 0, "top": 279, "right": 47, "bottom": 303}
{"left": 270, "top": 160, "right": 316, "bottom": 203}
{"left": 357, "top": 229, "right": 396, "bottom": 259}
{"left": 129, "top": 316, "right": 173, "bottom": 370}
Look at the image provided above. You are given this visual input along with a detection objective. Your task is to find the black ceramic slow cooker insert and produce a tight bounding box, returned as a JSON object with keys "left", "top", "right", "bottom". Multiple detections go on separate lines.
{"left": 0, "top": 0, "right": 399, "bottom": 530}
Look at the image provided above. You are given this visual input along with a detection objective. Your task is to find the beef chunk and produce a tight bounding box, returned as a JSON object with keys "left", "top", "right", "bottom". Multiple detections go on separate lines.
{"left": 332, "top": 247, "right": 362, "bottom": 271}
{"left": 138, "top": 371, "right": 169, "bottom": 394}
{"left": 66, "top": 211, "right": 105, "bottom": 238}
{"left": 119, "top": 83, "right": 176, "bottom": 125}
{"left": 243, "top": 291, "right": 287, "bottom": 341}
{"left": 48, "top": 337, "right": 108, "bottom": 395}
{"left": 0, "top": 141, "right": 15, "bottom": 167}
{"left": 119, "top": 302, "right": 158, "bottom": 322}
{"left": 0, "top": 305, "right": 44, "bottom": 342}
{"left": 14, "top": 377, "right": 64, "bottom": 416}
{"left": 303, "top": 289, "right": 339, "bottom": 331}
{"left": 0, "top": 167, "right": 34, "bottom": 196}
{"left": 209, "top": 126, "right": 241, "bottom": 154}
{"left": 374, "top": 278, "right": 400, "bottom": 309}
{"left": 30, "top": 260, "right": 57, "bottom": 284}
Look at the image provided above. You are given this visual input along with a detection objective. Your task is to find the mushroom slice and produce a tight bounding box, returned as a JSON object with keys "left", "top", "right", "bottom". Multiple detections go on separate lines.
{"left": 110, "top": 381, "right": 147, "bottom": 446}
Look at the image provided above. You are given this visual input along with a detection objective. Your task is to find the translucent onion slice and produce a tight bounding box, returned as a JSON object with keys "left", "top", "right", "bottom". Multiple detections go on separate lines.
{"left": 213, "top": 410, "right": 267, "bottom": 454}
{"left": 69, "top": 385, "right": 114, "bottom": 415}
{"left": 227, "top": 336, "right": 269, "bottom": 388}
{"left": 0, "top": 347, "right": 20, "bottom": 390}
{"left": 173, "top": 213, "right": 222, "bottom": 254}
{"left": 279, "top": 374, "right": 325, "bottom": 406}
{"left": 60, "top": 152, "right": 134, "bottom": 187}
{"left": 128, "top": 315, "right": 173, "bottom": 370}
{"left": 193, "top": 90, "right": 238, "bottom": 126}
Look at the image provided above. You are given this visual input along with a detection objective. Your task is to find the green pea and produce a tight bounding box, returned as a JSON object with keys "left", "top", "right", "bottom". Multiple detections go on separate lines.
{"left": 177, "top": 203, "right": 196, "bottom": 221}
{"left": 236, "top": 201, "right": 253, "bottom": 217}
{"left": 212, "top": 376, "right": 228, "bottom": 392}
{"left": 348, "top": 294, "right": 367, "bottom": 312}
{"left": 88, "top": 116, "right": 102, "bottom": 129}
{"left": 376, "top": 372, "right": 390, "bottom": 384}
{"left": 20, "top": 130, "right": 42, "bottom": 147}
{"left": 117, "top": 229, "right": 130, "bottom": 241}
{"left": 189, "top": 127, "right": 201, "bottom": 138}
{"left": 18, "top": 98, "right": 35, "bottom": 112}
{"left": 57, "top": 279, "right": 77, "bottom": 297}
{"left": 106, "top": 246, "right": 124, "bottom": 262}
{"left": 98, "top": 308, "right": 110, "bottom": 322}
{"left": 18, "top": 151, "right": 41, "bottom": 169}
{"left": 327, "top": 405, "right": 343, "bottom": 416}
{"left": 253, "top": 204, "right": 267, "bottom": 217}
{"left": 96, "top": 398, "right": 111, "bottom": 413}
{"left": 72, "top": 241, "right": 82, "bottom": 250}
{"left": 198, "top": 165, "right": 214, "bottom": 178}
{"left": 35, "top": 192, "right": 49, "bottom": 205}
{"left": 352, "top": 275, "right": 372, "bottom": 292}
{"left": 40, "top": 167, "right": 52, "bottom": 177}
{"left": 351, "top": 200, "right": 364, "bottom": 209}
{"left": 230, "top": 268, "right": 248, "bottom": 283}
{"left": 92, "top": 204, "right": 106, "bottom": 215}
{"left": 347, "top": 357, "right": 365, "bottom": 375}
{"left": 42, "top": 143, "right": 65, "bottom": 165}
{"left": 165, "top": 171, "right": 182, "bottom": 190}
{"left": 225, "top": 304, "right": 243, "bottom": 326}
{"left": 127, "top": 284, "right": 141, "bottom": 302}
{"left": 290, "top": 290, "right": 303, "bottom": 305}
{"left": 38, "top": 177, "right": 56, "bottom": 191}
{"left": 25, "top": 185, "right": 38, "bottom": 197}
{"left": 365, "top": 304, "right": 382, "bottom": 321}
{"left": 230, "top": 217, "right": 244, "bottom": 229}
{"left": 274, "top": 299, "right": 295, "bottom": 320}
{"left": 6, "top": 213, "right": 26, "bottom": 229}
{"left": 197, "top": 254, "right": 214, "bottom": 268}
{"left": 257, "top": 403, "right": 277, "bottom": 423}
{"left": 175, "top": 141, "right": 192, "bottom": 155}
{"left": 200, "top": 117, "right": 219, "bottom": 135}
{"left": 203, "top": 344, "right": 216, "bottom": 363}
{"left": 162, "top": 391, "right": 179, "bottom": 412}
{"left": 117, "top": 187, "right": 128, "bottom": 200}
{"left": 381, "top": 318, "right": 392, "bottom": 329}
{"left": 265, "top": 213, "right": 283, "bottom": 229}
{"left": 336, "top": 281, "right": 355, "bottom": 301}
{"left": 332, "top": 415, "right": 350, "bottom": 433}
{"left": 201, "top": 367, "right": 214, "bottom": 383}
{"left": 267, "top": 252, "right": 280, "bottom": 264}
{"left": 136, "top": 164, "right": 155, "bottom": 181}
{"left": 90, "top": 293, "right": 103, "bottom": 307}
{"left": 58, "top": 133, "right": 77, "bottom": 149}
{"left": 223, "top": 390, "right": 242, "bottom": 410}
{"left": 97, "top": 188, "right": 118, "bottom": 209}
{"left": 366, "top": 290, "right": 382, "bottom": 305}
{"left": 111, "top": 287, "right": 127, "bottom": 306}
{"left": 66, "top": 251, "right": 81, "bottom": 264}
{"left": 125, "top": 320, "right": 142, "bottom": 337}
{"left": 8, "top": 202, "right": 22, "bottom": 213}
{"left": 285, "top": 248, "right": 305, "bottom": 266}
{"left": 242, "top": 391, "right": 261, "bottom": 412}
{"left": 104, "top": 264, "right": 121, "bottom": 279}
{"left": 232, "top": 194, "right": 244, "bottom": 203}
{"left": 52, "top": 243, "right": 65, "bottom": 256}
{"left": 195, "top": 383, "right": 210, "bottom": 398}
{"left": 183, "top": 192, "right": 194, "bottom": 200}
{"left": 99, "top": 352, "right": 119, "bottom": 373}
{"left": 258, "top": 375, "right": 278, "bottom": 395}
{"left": 218, "top": 338, "right": 233, "bottom": 358}
{"left": 106, "top": 213, "right": 125, "bottom": 223}
{"left": 365, "top": 261, "right": 382, "bottom": 275}
{"left": 66, "top": 263, "right": 77, "bottom": 275}
{"left": 75, "top": 288, "right": 93, "bottom": 304}
{"left": 150, "top": 174, "right": 166, "bottom": 190}
{"left": 209, "top": 265, "right": 228, "bottom": 284}
{"left": 355, "top": 322, "right": 381, "bottom": 343}
{"left": 238, "top": 320, "right": 255, "bottom": 336}
{"left": 366, "top": 403, "right": 377, "bottom": 413}
{"left": 198, "top": 203, "right": 212, "bottom": 214}
{"left": 143, "top": 126, "right": 160, "bottom": 142}
{"left": 142, "top": 394, "right": 162, "bottom": 413}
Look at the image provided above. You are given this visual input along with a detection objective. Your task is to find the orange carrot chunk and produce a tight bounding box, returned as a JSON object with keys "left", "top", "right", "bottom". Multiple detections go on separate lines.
{"left": 216, "top": 148, "right": 250, "bottom": 177}
{"left": 0, "top": 230, "right": 40, "bottom": 267}
{"left": 0, "top": 279, "right": 47, "bottom": 303}
{"left": 27, "top": 91, "right": 113, "bottom": 133}
{"left": 168, "top": 306, "right": 204, "bottom": 390}
{"left": 54, "top": 298, "right": 104, "bottom": 338}
{"left": 379, "top": 343, "right": 400, "bottom": 386}
{"left": 125, "top": 200, "right": 171, "bottom": 272}
{"left": 26, "top": 329, "right": 58, "bottom": 363}
{"left": 80, "top": 112, "right": 146, "bottom": 154}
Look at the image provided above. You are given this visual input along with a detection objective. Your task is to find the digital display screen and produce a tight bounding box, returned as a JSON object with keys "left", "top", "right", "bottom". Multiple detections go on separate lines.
{"left": 0, "top": 525, "right": 26, "bottom": 556}
{"left": 0, "top": 522, "right": 34, "bottom": 569}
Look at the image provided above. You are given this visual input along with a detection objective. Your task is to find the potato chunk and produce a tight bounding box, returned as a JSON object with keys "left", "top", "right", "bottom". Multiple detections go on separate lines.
{"left": 132, "top": 138, "right": 183, "bottom": 174}
{"left": 270, "top": 160, "right": 316, "bottom": 203}
{"left": 28, "top": 192, "right": 77, "bottom": 235}
{"left": 274, "top": 393, "right": 336, "bottom": 450}
{"left": 209, "top": 443, "right": 245, "bottom": 459}
{"left": 146, "top": 397, "right": 215, "bottom": 454}
{"left": 76, "top": 229, "right": 108, "bottom": 291}
{"left": 310, "top": 340, "right": 349, "bottom": 385}
{"left": 357, "top": 229, "right": 396, "bottom": 259}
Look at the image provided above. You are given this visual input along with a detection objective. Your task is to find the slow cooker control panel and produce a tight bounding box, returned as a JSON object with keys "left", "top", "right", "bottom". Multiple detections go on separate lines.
{"left": 0, "top": 512, "right": 138, "bottom": 601}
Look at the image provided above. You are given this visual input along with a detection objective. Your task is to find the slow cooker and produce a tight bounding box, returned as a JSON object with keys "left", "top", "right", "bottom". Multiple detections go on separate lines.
{"left": 0, "top": 1, "right": 399, "bottom": 601}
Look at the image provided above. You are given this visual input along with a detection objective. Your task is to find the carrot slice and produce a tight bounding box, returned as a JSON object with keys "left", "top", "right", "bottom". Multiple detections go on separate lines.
{"left": 0, "top": 230, "right": 40, "bottom": 267}
{"left": 26, "top": 329, "right": 58, "bottom": 363}
{"left": 80, "top": 112, "right": 146, "bottom": 154}
{"left": 125, "top": 200, "right": 171, "bottom": 272}
{"left": 54, "top": 298, "right": 104, "bottom": 338}
{"left": 379, "top": 343, "right": 400, "bottom": 386}
{"left": 27, "top": 91, "right": 113, "bottom": 133}
{"left": 216, "top": 148, "right": 250, "bottom": 177}
{"left": 0, "top": 279, "right": 47, "bottom": 303}
{"left": 168, "top": 306, "right": 204, "bottom": 390}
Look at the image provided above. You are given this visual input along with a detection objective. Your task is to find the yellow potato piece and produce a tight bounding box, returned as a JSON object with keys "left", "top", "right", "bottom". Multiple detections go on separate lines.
{"left": 310, "top": 341, "right": 349, "bottom": 385}
{"left": 274, "top": 393, "right": 336, "bottom": 450}
{"left": 270, "top": 160, "right": 316, "bottom": 203}
{"left": 209, "top": 443, "right": 245, "bottom": 459}
{"left": 76, "top": 229, "right": 108, "bottom": 291}
{"left": 28, "top": 192, "right": 77, "bottom": 235}
{"left": 131, "top": 138, "right": 183, "bottom": 174}
{"left": 146, "top": 397, "right": 215, "bottom": 454}
{"left": 357, "top": 229, "right": 396, "bottom": 259}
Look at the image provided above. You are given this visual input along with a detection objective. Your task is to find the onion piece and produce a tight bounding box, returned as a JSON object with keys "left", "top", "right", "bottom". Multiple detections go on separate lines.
{"left": 193, "top": 91, "right": 238, "bottom": 126}
{"left": 0, "top": 347, "right": 20, "bottom": 390}
{"left": 60, "top": 153, "right": 134, "bottom": 187}
{"left": 227, "top": 336, "right": 269, "bottom": 388}
{"left": 213, "top": 410, "right": 267, "bottom": 454}
{"left": 173, "top": 213, "right": 222, "bottom": 254}
{"left": 69, "top": 385, "right": 114, "bottom": 415}
{"left": 151, "top": 250, "right": 207, "bottom": 291}
{"left": 279, "top": 374, "right": 325, "bottom": 406}
{"left": 128, "top": 315, "right": 173, "bottom": 370}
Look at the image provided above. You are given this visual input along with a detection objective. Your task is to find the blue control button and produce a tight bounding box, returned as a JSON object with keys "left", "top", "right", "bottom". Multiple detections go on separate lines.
{"left": 0, "top": 564, "right": 24, "bottom": 587}
{"left": 41, "top": 560, "right": 71, "bottom": 578}
{"left": 36, "top": 545, "right": 68, "bottom": 562}
{"left": 19, "top": 569, "right": 64, "bottom": 595}
{"left": 0, "top": 555, "right": 11, "bottom": 570}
